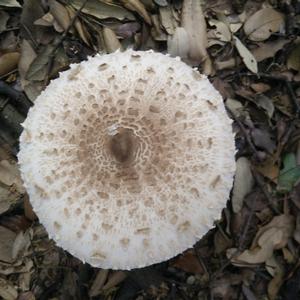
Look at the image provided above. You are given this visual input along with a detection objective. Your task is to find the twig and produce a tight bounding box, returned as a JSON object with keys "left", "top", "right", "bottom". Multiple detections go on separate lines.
{"left": 226, "top": 107, "right": 260, "bottom": 159}
{"left": 0, "top": 80, "right": 32, "bottom": 115}
{"left": 252, "top": 169, "right": 280, "bottom": 214}
{"left": 44, "top": 0, "right": 90, "bottom": 85}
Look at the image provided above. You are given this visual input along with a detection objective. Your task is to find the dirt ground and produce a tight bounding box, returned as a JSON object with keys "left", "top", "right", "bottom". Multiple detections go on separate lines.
{"left": 0, "top": 0, "right": 300, "bottom": 299}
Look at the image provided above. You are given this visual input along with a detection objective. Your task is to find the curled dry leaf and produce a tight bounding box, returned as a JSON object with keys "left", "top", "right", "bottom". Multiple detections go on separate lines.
{"left": 244, "top": 8, "right": 285, "bottom": 42}
{"left": 232, "top": 157, "right": 254, "bottom": 213}
{"left": 229, "top": 215, "right": 294, "bottom": 265}
{"left": 0, "top": 226, "right": 17, "bottom": 263}
{"left": 171, "top": 249, "right": 204, "bottom": 274}
{"left": 208, "top": 19, "right": 231, "bottom": 42}
{"left": 0, "top": 0, "right": 21, "bottom": 7}
{"left": 102, "top": 271, "right": 127, "bottom": 290}
{"left": 0, "top": 52, "right": 20, "bottom": 77}
{"left": 103, "top": 27, "right": 122, "bottom": 53}
{"left": 49, "top": 0, "right": 71, "bottom": 32}
{"left": 0, "top": 11, "right": 9, "bottom": 32}
{"left": 120, "top": 0, "right": 152, "bottom": 25}
{"left": 167, "top": 27, "right": 189, "bottom": 59}
{"left": 233, "top": 36, "right": 258, "bottom": 73}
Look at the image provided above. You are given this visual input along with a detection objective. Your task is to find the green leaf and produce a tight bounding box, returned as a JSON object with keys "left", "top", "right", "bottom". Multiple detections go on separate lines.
{"left": 277, "top": 153, "right": 300, "bottom": 193}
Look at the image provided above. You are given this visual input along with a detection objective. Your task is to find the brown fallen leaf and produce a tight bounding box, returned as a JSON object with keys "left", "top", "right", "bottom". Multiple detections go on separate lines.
{"left": 244, "top": 8, "right": 285, "bottom": 41}
{"left": 102, "top": 271, "right": 127, "bottom": 290}
{"left": 0, "top": 277, "right": 18, "bottom": 300}
{"left": 0, "top": 225, "right": 17, "bottom": 263}
{"left": 89, "top": 269, "right": 109, "bottom": 297}
{"left": 171, "top": 249, "right": 204, "bottom": 274}
{"left": 0, "top": 52, "right": 20, "bottom": 77}
{"left": 103, "top": 27, "right": 122, "bottom": 53}
{"left": 233, "top": 36, "right": 258, "bottom": 73}
{"left": 287, "top": 42, "right": 300, "bottom": 72}
{"left": 49, "top": 0, "right": 71, "bottom": 31}
{"left": 120, "top": 0, "right": 152, "bottom": 25}
{"left": 159, "top": 6, "right": 177, "bottom": 35}
{"left": 229, "top": 214, "right": 294, "bottom": 264}
{"left": 24, "top": 195, "right": 37, "bottom": 221}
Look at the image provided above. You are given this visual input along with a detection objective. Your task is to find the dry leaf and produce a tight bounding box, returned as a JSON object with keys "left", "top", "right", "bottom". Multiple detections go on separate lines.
{"left": 255, "top": 160, "right": 279, "bottom": 183}
{"left": 120, "top": 0, "right": 152, "bottom": 25}
{"left": 0, "top": 277, "right": 18, "bottom": 300}
{"left": 0, "top": 52, "right": 20, "bottom": 77}
{"left": 0, "top": 226, "right": 17, "bottom": 263}
{"left": 172, "top": 250, "right": 204, "bottom": 274}
{"left": 167, "top": 27, "right": 189, "bottom": 59}
{"left": 159, "top": 6, "right": 177, "bottom": 35}
{"left": 233, "top": 36, "right": 258, "bottom": 73}
{"left": 244, "top": 8, "right": 285, "bottom": 41}
{"left": 70, "top": 0, "right": 135, "bottom": 21}
{"left": 232, "top": 157, "right": 254, "bottom": 213}
{"left": 0, "top": 0, "right": 21, "bottom": 7}
{"left": 102, "top": 271, "right": 127, "bottom": 290}
{"left": 255, "top": 95, "right": 274, "bottom": 119}
{"left": 103, "top": 27, "right": 122, "bottom": 53}
{"left": 49, "top": 0, "right": 71, "bottom": 31}
{"left": 208, "top": 19, "right": 231, "bottom": 42}
{"left": 287, "top": 42, "right": 300, "bottom": 72}
{"left": 89, "top": 269, "right": 109, "bottom": 297}
{"left": 0, "top": 11, "right": 9, "bottom": 32}
{"left": 230, "top": 215, "right": 294, "bottom": 264}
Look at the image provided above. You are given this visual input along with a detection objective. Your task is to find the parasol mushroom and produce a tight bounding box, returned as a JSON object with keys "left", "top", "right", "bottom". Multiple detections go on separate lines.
{"left": 18, "top": 50, "right": 236, "bottom": 270}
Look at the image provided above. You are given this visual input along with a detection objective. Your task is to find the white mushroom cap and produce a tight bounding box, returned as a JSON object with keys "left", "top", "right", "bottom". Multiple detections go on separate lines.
{"left": 18, "top": 50, "right": 235, "bottom": 270}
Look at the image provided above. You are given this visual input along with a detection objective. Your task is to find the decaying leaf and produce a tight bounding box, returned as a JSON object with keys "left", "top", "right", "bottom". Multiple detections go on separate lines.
{"left": 251, "top": 128, "right": 276, "bottom": 154}
{"left": 244, "top": 8, "right": 285, "bottom": 41}
{"left": 233, "top": 36, "right": 258, "bottom": 73}
{"left": 0, "top": 225, "right": 17, "bottom": 263}
{"left": 171, "top": 249, "right": 204, "bottom": 274}
{"left": 103, "top": 27, "right": 122, "bottom": 53}
{"left": 232, "top": 157, "right": 254, "bottom": 213}
{"left": 89, "top": 269, "right": 109, "bottom": 297}
{"left": 102, "top": 271, "right": 127, "bottom": 290}
{"left": 0, "top": 52, "right": 20, "bottom": 77}
{"left": 0, "top": 0, "right": 21, "bottom": 7}
{"left": 167, "top": 27, "right": 189, "bottom": 59}
{"left": 49, "top": 0, "right": 71, "bottom": 32}
{"left": 0, "top": 11, "right": 9, "bottom": 32}
{"left": 229, "top": 214, "right": 294, "bottom": 264}
{"left": 120, "top": 0, "right": 152, "bottom": 24}
{"left": 278, "top": 153, "right": 300, "bottom": 193}
{"left": 159, "top": 6, "right": 177, "bottom": 35}
{"left": 287, "top": 42, "right": 300, "bottom": 72}
{"left": 255, "top": 95, "right": 274, "bottom": 119}
{"left": 208, "top": 19, "right": 231, "bottom": 42}
{"left": 0, "top": 277, "right": 18, "bottom": 300}
{"left": 70, "top": 0, "right": 135, "bottom": 21}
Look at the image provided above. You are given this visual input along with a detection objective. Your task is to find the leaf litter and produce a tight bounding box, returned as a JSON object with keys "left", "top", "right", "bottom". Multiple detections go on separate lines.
{"left": 0, "top": 0, "right": 300, "bottom": 299}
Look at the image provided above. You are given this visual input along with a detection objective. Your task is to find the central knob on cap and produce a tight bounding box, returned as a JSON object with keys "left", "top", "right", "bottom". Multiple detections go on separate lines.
{"left": 110, "top": 128, "right": 134, "bottom": 163}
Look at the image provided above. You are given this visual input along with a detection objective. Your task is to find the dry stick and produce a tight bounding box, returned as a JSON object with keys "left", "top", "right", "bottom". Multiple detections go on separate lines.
{"left": 252, "top": 169, "right": 280, "bottom": 214}
{"left": 44, "top": 0, "right": 90, "bottom": 85}
{"left": 226, "top": 107, "right": 259, "bottom": 158}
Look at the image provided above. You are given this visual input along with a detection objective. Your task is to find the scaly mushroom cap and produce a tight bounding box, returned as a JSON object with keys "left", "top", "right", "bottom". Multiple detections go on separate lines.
{"left": 18, "top": 50, "right": 235, "bottom": 270}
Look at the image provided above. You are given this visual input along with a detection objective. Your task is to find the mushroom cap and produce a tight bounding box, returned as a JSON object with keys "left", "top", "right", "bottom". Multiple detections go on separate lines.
{"left": 18, "top": 50, "right": 236, "bottom": 270}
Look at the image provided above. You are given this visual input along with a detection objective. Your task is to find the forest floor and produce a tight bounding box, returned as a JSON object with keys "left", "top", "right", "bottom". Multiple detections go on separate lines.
{"left": 0, "top": 0, "right": 300, "bottom": 299}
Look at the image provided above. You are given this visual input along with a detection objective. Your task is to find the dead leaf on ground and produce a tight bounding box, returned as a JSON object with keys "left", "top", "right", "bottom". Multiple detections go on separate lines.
{"left": 255, "top": 95, "right": 275, "bottom": 119}
{"left": 0, "top": 52, "right": 20, "bottom": 77}
{"left": 0, "top": 11, "right": 9, "bottom": 32}
{"left": 120, "top": 0, "right": 152, "bottom": 25}
{"left": 287, "top": 42, "right": 300, "bottom": 72}
{"left": 49, "top": 0, "right": 71, "bottom": 32}
{"left": 103, "top": 27, "right": 122, "bottom": 53}
{"left": 89, "top": 269, "right": 109, "bottom": 297}
{"left": 70, "top": 0, "right": 135, "bottom": 21}
{"left": 244, "top": 8, "right": 285, "bottom": 41}
{"left": 233, "top": 36, "right": 258, "bottom": 73}
{"left": 208, "top": 19, "right": 231, "bottom": 42}
{"left": 171, "top": 249, "right": 204, "bottom": 274}
{"left": 232, "top": 157, "right": 254, "bottom": 213}
{"left": 102, "top": 271, "right": 127, "bottom": 290}
{"left": 0, "top": 0, "right": 21, "bottom": 7}
{"left": 0, "top": 277, "right": 18, "bottom": 300}
{"left": 159, "top": 6, "right": 177, "bottom": 35}
{"left": 0, "top": 225, "right": 17, "bottom": 263}
{"left": 229, "top": 214, "right": 294, "bottom": 264}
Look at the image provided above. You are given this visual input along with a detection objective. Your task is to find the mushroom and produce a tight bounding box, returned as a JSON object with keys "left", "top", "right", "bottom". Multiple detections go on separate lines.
{"left": 18, "top": 50, "right": 236, "bottom": 270}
